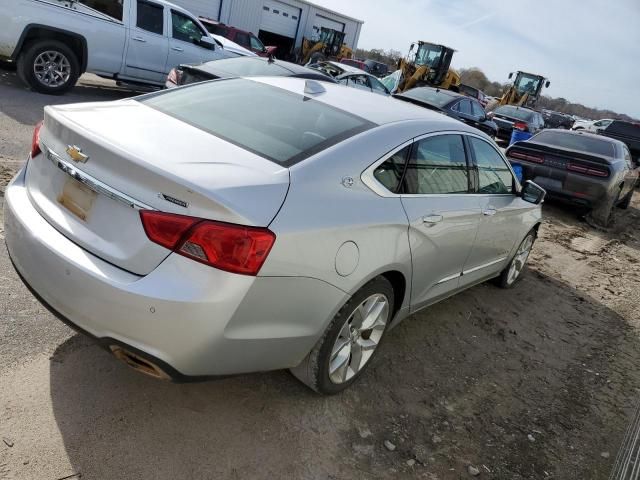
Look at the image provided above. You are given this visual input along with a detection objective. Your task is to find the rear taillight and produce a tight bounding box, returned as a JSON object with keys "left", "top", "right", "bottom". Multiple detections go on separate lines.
{"left": 31, "top": 121, "right": 43, "bottom": 158}
{"left": 507, "top": 150, "right": 544, "bottom": 164}
{"left": 567, "top": 163, "right": 609, "bottom": 178}
{"left": 513, "top": 121, "right": 529, "bottom": 132}
{"left": 167, "top": 68, "right": 183, "bottom": 86}
{"left": 140, "top": 211, "right": 276, "bottom": 276}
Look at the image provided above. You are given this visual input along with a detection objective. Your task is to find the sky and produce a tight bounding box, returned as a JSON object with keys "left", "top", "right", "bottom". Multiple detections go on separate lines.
{"left": 312, "top": 0, "right": 640, "bottom": 118}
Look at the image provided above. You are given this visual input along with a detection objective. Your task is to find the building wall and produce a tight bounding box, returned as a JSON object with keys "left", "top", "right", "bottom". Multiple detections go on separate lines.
{"left": 216, "top": 0, "right": 362, "bottom": 51}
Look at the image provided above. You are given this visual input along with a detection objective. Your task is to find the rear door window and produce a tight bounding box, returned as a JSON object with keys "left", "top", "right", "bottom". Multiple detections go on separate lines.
{"left": 403, "top": 135, "right": 470, "bottom": 194}
{"left": 235, "top": 32, "right": 250, "bottom": 48}
{"left": 470, "top": 101, "right": 484, "bottom": 118}
{"left": 456, "top": 99, "right": 472, "bottom": 115}
{"left": 80, "top": 0, "right": 123, "bottom": 20}
{"left": 373, "top": 145, "right": 411, "bottom": 193}
{"left": 469, "top": 137, "right": 514, "bottom": 194}
{"left": 137, "top": 1, "right": 164, "bottom": 35}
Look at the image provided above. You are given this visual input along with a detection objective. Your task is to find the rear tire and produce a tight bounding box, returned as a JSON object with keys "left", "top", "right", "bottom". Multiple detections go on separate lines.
{"left": 588, "top": 191, "right": 620, "bottom": 227}
{"left": 618, "top": 188, "right": 634, "bottom": 210}
{"left": 290, "top": 276, "right": 394, "bottom": 395}
{"left": 495, "top": 230, "right": 536, "bottom": 289}
{"left": 17, "top": 40, "right": 80, "bottom": 95}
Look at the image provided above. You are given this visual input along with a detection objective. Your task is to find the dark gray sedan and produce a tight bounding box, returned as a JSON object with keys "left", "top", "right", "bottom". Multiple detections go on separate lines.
{"left": 506, "top": 130, "right": 639, "bottom": 226}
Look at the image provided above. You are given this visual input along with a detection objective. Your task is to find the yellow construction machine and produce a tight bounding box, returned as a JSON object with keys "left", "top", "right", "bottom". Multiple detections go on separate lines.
{"left": 497, "top": 71, "right": 550, "bottom": 108}
{"left": 298, "top": 27, "right": 353, "bottom": 65}
{"left": 389, "top": 41, "right": 461, "bottom": 93}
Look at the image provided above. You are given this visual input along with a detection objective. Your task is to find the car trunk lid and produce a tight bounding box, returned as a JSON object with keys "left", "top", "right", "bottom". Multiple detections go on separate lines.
{"left": 26, "top": 100, "right": 290, "bottom": 275}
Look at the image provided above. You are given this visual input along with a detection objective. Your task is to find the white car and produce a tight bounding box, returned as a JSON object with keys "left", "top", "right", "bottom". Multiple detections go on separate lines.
{"left": 572, "top": 118, "right": 613, "bottom": 133}
{"left": 1, "top": 0, "right": 243, "bottom": 94}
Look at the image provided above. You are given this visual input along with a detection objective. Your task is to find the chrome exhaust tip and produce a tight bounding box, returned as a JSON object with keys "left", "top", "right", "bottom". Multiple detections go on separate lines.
{"left": 109, "top": 345, "right": 171, "bottom": 381}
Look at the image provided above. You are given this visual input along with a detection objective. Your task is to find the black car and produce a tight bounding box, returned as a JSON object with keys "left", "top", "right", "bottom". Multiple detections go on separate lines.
{"left": 488, "top": 105, "right": 546, "bottom": 141}
{"left": 364, "top": 60, "right": 389, "bottom": 78}
{"left": 506, "top": 130, "right": 639, "bottom": 226}
{"left": 165, "top": 56, "right": 335, "bottom": 88}
{"left": 600, "top": 120, "right": 640, "bottom": 162}
{"left": 393, "top": 87, "right": 498, "bottom": 138}
{"left": 541, "top": 110, "right": 574, "bottom": 129}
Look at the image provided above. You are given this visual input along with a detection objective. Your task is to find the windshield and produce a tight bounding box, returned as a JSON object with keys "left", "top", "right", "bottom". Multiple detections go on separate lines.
{"left": 414, "top": 43, "right": 444, "bottom": 67}
{"left": 514, "top": 73, "right": 542, "bottom": 94}
{"left": 395, "top": 88, "right": 454, "bottom": 108}
{"left": 495, "top": 105, "right": 534, "bottom": 121}
{"left": 533, "top": 131, "right": 616, "bottom": 157}
{"left": 139, "top": 78, "right": 374, "bottom": 166}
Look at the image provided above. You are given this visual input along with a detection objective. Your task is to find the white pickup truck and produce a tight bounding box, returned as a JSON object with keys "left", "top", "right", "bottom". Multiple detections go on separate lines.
{"left": 1, "top": 0, "right": 245, "bottom": 94}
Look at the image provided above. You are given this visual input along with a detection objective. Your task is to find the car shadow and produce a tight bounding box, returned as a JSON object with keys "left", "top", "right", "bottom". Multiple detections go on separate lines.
{"left": 0, "top": 69, "right": 138, "bottom": 126}
{"left": 47, "top": 268, "right": 640, "bottom": 479}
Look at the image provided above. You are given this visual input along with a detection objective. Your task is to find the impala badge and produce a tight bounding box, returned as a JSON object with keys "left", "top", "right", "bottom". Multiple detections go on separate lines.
{"left": 66, "top": 145, "right": 89, "bottom": 163}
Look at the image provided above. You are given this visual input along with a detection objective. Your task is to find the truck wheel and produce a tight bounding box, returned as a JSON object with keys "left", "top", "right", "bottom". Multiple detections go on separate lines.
{"left": 17, "top": 40, "right": 80, "bottom": 95}
{"left": 290, "top": 276, "right": 394, "bottom": 395}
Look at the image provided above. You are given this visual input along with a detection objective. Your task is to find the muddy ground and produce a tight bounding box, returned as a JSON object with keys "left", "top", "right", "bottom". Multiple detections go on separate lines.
{"left": 0, "top": 71, "right": 639, "bottom": 480}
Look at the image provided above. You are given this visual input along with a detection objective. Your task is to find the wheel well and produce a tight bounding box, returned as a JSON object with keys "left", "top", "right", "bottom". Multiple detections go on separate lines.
{"left": 381, "top": 271, "right": 406, "bottom": 316}
{"left": 15, "top": 25, "right": 87, "bottom": 72}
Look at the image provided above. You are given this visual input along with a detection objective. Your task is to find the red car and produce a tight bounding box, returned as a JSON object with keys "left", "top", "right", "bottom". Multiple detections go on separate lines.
{"left": 199, "top": 17, "right": 277, "bottom": 58}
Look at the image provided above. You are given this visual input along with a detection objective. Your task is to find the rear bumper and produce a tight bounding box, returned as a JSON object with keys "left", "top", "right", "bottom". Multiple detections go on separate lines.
{"left": 4, "top": 168, "right": 347, "bottom": 378}
{"left": 515, "top": 161, "right": 612, "bottom": 206}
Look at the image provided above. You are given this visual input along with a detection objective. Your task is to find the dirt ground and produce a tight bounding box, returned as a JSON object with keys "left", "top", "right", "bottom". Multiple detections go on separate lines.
{"left": 1, "top": 74, "right": 639, "bottom": 479}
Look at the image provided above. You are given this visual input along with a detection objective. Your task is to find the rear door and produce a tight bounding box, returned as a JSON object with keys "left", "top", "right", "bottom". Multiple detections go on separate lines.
{"left": 399, "top": 133, "right": 482, "bottom": 309}
{"left": 167, "top": 10, "right": 219, "bottom": 71}
{"left": 460, "top": 136, "right": 530, "bottom": 287}
{"left": 123, "top": 0, "right": 169, "bottom": 83}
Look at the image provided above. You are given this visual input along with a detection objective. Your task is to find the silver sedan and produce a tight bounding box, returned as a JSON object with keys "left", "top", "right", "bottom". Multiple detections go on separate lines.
{"left": 4, "top": 77, "right": 545, "bottom": 394}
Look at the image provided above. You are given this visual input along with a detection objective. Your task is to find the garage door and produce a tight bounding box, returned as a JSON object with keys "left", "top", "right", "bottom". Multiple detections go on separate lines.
{"left": 261, "top": 0, "right": 301, "bottom": 38}
{"left": 171, "top": 0, "right": 221, "bottom": 20}
{"left": 312, "top": 14, "right": 345, "bottom": 35}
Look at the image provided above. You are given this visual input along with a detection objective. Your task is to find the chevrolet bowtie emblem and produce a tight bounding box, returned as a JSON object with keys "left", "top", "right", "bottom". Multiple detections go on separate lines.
{"left": 66, "top": 145, "right": 89, "bottom": 163}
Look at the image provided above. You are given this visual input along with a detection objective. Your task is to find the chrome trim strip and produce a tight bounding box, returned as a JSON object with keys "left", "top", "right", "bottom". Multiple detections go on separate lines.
{"left": 435, "top": 272, "right": 461, "bottom": 285}
{"left": 42, "top": 143, "right": 154, "bottom": 211}
{"left": 462, "top": 257, "right": 507, "bottom": 275}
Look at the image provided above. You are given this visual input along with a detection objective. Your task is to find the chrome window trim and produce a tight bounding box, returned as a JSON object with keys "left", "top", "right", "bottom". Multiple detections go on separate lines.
{"left": 468, "top": 135, "right": 522, "bottom": 194}
{"left": 362, "top": 130, "right": 521, "bottom": 198}
{"left": 462, "top": 257, "right": 507, "bottom": 275}
{"left": 42, "top": 143, "right": 155, "bottom": 211}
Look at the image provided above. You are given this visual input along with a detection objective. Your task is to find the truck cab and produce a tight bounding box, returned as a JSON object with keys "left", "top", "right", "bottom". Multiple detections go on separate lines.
{"left": 2, "top": 0, "right": 233, "bottom": 94}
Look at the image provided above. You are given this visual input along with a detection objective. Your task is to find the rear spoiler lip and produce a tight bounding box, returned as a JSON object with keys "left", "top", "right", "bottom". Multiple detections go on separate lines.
{"left": 507, "top": 141, "right": 614, "bottom": 166}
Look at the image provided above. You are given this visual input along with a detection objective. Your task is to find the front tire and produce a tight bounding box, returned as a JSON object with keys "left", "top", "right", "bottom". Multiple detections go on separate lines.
{"left": 495, "top": 230, "right": 536, "bottom": 288}
{"left": 17, "top": 40, "right": 80, "bottom": 94}
{"left": 290, "top": 276, "right": 394, "bottom": 395}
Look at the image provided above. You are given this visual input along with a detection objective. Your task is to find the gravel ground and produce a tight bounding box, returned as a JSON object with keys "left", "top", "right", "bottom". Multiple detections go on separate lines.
{"left": 1, "top": 69, "right": 639, "bottom": 480}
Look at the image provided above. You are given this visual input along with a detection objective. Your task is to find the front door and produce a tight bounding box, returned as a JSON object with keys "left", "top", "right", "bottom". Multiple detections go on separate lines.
{"left": 124, "top": 0, "right": 169, "bottom": 83}
{"left": 167, "top": 10, "right": 220, "bottom": 72}
{"left": 460, "top": 136, "right": 532, "bottom": 287}
{"left": 400, "top": 134, "right": 481, "bottom": 310}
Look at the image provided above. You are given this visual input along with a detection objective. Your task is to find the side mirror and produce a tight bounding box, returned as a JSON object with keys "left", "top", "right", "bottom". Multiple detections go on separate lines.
{"left": 198, "top": 35, "right": 216, "bottom": 50}
{"left": 545, "top": 80, "right": 551, "bottom": 88}
{"left": 508, "top": 72, "right": 513, "bottom": 80}
{"left": 521, "top": 180, "right": 546, "bottom": 205}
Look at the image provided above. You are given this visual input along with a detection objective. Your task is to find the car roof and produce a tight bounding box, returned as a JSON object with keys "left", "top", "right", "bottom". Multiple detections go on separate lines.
{"left": 187, "top": 57, "right": 334, "bottom": 80}
{"left": 249, "top": 77, "right": 478, "bottom": 127}
{"left": 496, "top": 105, "right": 537, "bottom": 113}
{"left": 547, "top": 128, "right": 624, "bottom": 145}
{"left": 405, "top": 86, "right": 463, "bottom": 100}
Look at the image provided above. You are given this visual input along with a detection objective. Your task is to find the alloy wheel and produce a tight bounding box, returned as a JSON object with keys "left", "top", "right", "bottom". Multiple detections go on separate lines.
{"left": 507, "top": 235, "right": 534, "bottom": 285}
{"left": 33, "top": 50, "right": 71, "bottom": 88}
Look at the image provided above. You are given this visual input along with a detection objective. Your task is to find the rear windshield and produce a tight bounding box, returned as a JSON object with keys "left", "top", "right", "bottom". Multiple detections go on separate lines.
{"left": 140, "top": 78, "right": 374, "bottom": 166}
{"left": 533, "top": 131, "right": 616, "bottom": 157}
{"left": 395, "top": 88, "right": 454, "bottom": 108}
{"left": 495, "top": 106, "right": 534, "bottom": 121}
{"left": 200, "top": 57, "right": 291, "bottom": 77}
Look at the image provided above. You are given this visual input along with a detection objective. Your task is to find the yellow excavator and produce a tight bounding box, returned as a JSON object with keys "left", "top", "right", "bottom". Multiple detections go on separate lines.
{"left": 387, "top": 41, "right": 461, "bottom": 93}
{"left": 497, "top": 71, "right": 550, "bottom": 108}
{"left": 298, "top": 27, "right": 353, "bottom": 65}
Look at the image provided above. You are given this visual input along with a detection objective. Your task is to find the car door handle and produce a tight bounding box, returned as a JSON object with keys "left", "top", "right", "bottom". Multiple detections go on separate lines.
{"left": 483, "top": 207, "right": 497, "bottom": 216}
{"left": 171, "top": 46, "right": 184, "bottom": 52}
{"left": 133, "top": 36, "right": 146, "bottom": 42}
{"left": 422, "top": 214, "right": 443, "bottom": 225}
